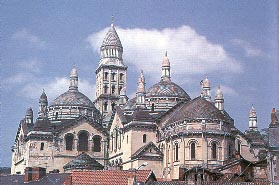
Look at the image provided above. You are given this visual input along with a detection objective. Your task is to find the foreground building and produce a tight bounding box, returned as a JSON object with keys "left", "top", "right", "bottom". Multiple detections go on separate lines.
{"left": 11, "top": 22, "right": 271, "bottom": 183}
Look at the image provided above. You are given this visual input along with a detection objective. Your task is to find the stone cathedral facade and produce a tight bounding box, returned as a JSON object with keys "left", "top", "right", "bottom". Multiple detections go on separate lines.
{"left": 11, "top": 23, "right": 269, "bottom": 182}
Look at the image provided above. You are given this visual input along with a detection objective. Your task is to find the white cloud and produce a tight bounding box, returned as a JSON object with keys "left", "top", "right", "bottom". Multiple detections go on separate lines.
{"left": 231, "top": 39, "right": 263, "bottom": 57}
{"left": 12, "top": 28, "right": 46, "bottom": 48}
{"left": 87, "top": 25, "right": 242, "bottom": 80}
{"left": 19, "top": 77, "right": 95, "bottom": 103}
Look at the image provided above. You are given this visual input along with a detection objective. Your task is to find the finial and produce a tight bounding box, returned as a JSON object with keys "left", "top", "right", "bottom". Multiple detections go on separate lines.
{"left": 218, "top": 84, "right": 220, "bottom": 89}
{"left": 43, "top": 89, "right": 45, "bottom": 93}
{"left": 165, "top": 51, "right": 168, "bottom": 57}
{"left": 111, "top": 15, "right": 114, "bottom": 26}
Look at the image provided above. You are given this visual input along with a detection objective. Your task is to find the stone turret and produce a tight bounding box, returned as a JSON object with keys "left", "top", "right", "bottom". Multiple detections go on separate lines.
{"left": 161, "top": 51, "right": 171, "bottom": 82}
{"left": 214, "top": 85, "right": 224, "bottom": 111}
{"left": 136, "top": 70, "right": 146, "bottom": 108}
{"left": 25, "top": 107, "right": 33, "bottom": 125}
{"left": 200, "top": 76, "right": 211, "bottom": 101}
{"left": 249, "top": 105, "right": 257, "bottom": 130}
{"left": 38, "top": 90, "right": 48, "bottom": 120}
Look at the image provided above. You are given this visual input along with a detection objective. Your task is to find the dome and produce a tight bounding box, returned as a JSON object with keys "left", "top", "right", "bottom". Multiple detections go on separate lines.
{"left": 51, "top": 90, "right": 94, "bottom": 107}
{"left": 146, "top": 80, "right": 191, "bottom": 100}
{"left": 164, "top": 96, "right": 233, "bottom": 126}
{"left": 101, "top": 25, "right": 122, "bottom": 48}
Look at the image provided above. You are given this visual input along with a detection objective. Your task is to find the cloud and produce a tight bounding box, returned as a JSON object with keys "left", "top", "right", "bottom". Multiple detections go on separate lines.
{"left": 12, "top": 28, "right": 46, "bottom": 48}
{"left": 17, "top": 58, "right": 42, "bottom": 73}
{"left": 231, "top": 39, "right": 263, "bottom": 57}
{"left": 19, "top": 77, "right": 95, "bottom": 103}
{"left": 87, "top": 25, "right": 242, "bottom": 80}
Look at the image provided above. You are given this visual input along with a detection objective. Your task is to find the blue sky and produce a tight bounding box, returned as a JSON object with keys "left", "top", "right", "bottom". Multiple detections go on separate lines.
{"left": 1, "top": 1, "right": 278, "bottom": 167}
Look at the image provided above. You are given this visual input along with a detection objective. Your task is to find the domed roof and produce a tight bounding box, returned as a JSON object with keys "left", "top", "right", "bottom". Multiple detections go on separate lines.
{"left": 101, "top": 25, "right": 122, "bottom": 48}
{"left": 162, "top": 51, "right": 170, "bottom": 67}
{"left": 25, "top": 107, "right": 33, "bottom": 116}
{"left": 163, "top": 96, "right": 233, "bottom": 126}
{"left": 51, "top": 90, "right": 94, "bottom": 107}
{"left": 146, "top": 80, "right": 191, "bottom": 100}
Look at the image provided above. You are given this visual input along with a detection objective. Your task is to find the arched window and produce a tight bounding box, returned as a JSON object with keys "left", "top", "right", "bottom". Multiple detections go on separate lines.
{"left": 111, "top": 85, "right": 115, "bottom": 94}
{"left": 104, "top": 72, "right": 108, "bottom": 80}
{"left": 175, "top": 143, "right": 179, "bottom": 161}
{"left": 93, "top": 135, "right": 101, "bottom": 152}
{"left": 190, "top": 143, "right": 196, "bottom": 160}
{"left": 112, "top": 73, "right": 116, "bottom": 81}
{"left": 65, "top": 134, "right": 74, "bottom": 151}
{"left": 143, "top": 134, "right": 147, "bottom": 143}
{"left": 40, "top": 143, "right": 44, "bottom": 150}
{"left": 78, "top": 132, "right": 88, "bottom": 151}
{"left": 120, "top": 73, "right": 123, "bottom": 81}
{"left": 237, "top": 140, "right": 241, "bottom": 154}
{"left": 104, "top": 85, "right": 108, "bottom": 94}
{"left": 111, "top": 102, "right": 116, "bottom": 110}
{"left": 212, "top": 142, "right": 217, "bottom": 160}
{"left": 151, "top": 103, "right": 155, "bottom": 111}
{"left": 104, "top": 102, "right": 108, "bottom": 111}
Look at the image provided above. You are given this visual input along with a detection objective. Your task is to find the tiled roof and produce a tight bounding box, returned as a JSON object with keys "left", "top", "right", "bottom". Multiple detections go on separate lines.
{"left": 146, "top": 80, "right": 190, "bottom": 100}
{"left": 163, "top": 96, "right": 233, "bottom": 126}
{"left": 102, "top": 25, "right": 122, "bottom": 48}
{"left": 51, "top": 90, "right": 94, "bottom": 107}
{"left": 0, "top": 173, "right": 70, "bottom": 185}
{"left": 70, "top": 170, "right": 155, "bottom": 185}
{"left": 63, "top": 152, "right": 104, "bottom": 171}
{"left": 131, "top": 108, "right": 153, "bottom": 122}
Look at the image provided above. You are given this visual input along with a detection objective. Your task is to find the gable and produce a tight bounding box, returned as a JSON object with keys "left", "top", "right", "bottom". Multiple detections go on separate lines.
{"left": 132, "top": 142, "right": 163, "bottom": 160}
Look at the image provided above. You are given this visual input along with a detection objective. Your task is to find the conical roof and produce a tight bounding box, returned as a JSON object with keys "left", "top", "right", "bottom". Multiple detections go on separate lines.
{"left": 39, "top": 91, "right": 48, "bottom": 103}
{"left": 101, "top": 25, "right": 122, "bottom": 48}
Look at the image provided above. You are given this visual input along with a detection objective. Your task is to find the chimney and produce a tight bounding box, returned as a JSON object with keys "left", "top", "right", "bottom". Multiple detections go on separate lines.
{"left": 32, "top": 167, "right": 46, "bottom": 181}
{"left": 271, "top": 108, "right": 278, "bottom": 124}
{"left": 127, "top": 172, "right": 134, "bottom": 185}
{"left": 24, "top": 167, "right": 33, "bottom": 182}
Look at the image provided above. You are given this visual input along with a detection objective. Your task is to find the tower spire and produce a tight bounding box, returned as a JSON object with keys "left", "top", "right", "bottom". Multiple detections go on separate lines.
{"left": 161, "top": 51, "right": 171, "bottom": 81}
{"left": 69, "top": 66, "right": 78, "bottom": 91}
{"left": 201, "top": 76, "right": 211, "bottom": 101}
{"left": 38, "top": 90, "right": 48, "bottom": 120}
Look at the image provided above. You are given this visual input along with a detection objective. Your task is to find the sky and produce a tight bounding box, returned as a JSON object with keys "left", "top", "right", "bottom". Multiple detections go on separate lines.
{"left": 1, "top": 1, "right": 278, "bottom": 167}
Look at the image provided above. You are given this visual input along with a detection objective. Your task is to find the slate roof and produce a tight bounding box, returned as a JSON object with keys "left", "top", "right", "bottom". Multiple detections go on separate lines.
{"left": 51, "top": 90, "right": 94, "bottom": 108}
{"left": 245, "top": 130, "right": 267, "bottom": 147}
{"left": 146, "top": 80, "right": 190, "bottom": 100}
{"left": 0, "top": 173, "right": 70, "bottom": 185}
{"left": 131, "top": 108, "right": 154, "bottom": 122}
{"left": 162, "top": 96, "right": 233, "bottom": 126}
{"left": 70, "top": 170, "right": 156, "bottom": 185}
{"left": 63, "top": 152, "right": 104, "bottom": 171}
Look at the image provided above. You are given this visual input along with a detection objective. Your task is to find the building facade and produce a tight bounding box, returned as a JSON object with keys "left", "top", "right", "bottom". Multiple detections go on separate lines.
{"left": 11, "top": 22, "right": 270, "bottom": 183}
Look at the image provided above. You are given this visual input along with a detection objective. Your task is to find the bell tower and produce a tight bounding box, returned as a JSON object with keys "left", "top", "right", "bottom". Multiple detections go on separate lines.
{"left": 95, "top": 19, "right": 128, "bottom": 116}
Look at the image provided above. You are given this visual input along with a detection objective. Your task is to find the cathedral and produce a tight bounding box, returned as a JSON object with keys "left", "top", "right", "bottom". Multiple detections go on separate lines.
{"left": 11, "top": 22, "right": 270, "bottom": 183}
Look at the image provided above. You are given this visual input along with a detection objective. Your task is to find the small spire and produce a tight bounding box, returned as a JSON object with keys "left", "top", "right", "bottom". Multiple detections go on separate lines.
{"left": 69, "top": 66, "right": 78, "bottom": 91}
{"left": 111, "top": 15, "right": 114, "bottom": 27}
{"left": 165, "top": 51, "right": 168, "bottom": 57}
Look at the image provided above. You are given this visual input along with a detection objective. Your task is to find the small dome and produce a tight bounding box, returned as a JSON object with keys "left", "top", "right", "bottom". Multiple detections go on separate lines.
{"left": 203, "top": 76, "right": 210, "bottom": 88}
{"left": 25, "top": 107, "right": 33, "bottom": 116}
{"left": 162, "top": 51, "right": 170, "bottom": 67}
{"left": 101, "top": 25, "right": 122, "bottom": 48}
{"left": 51, "top": 90, "right": 94, "bottom": 107}
{"left": 215, "top": 85, "right": 223, "bottom": 99}
{"left": 39, "top": 91, "right": 48, "bottom": 103}
{"left": 147, "top": 80, "right": 191, "bottom": 100}
{"left": 70, "top": 66, "right": 78, "bottom": 77}
{"left": 249, "top": 105, "right": 257, "bottom": 117}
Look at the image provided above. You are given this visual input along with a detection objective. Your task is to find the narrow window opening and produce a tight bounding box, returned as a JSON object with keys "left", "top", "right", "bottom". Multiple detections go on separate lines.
{"left": 93, "top": 135, "right": 101, "bottom": 152}
{"left": 78, "top": 132, "right": 88, "bottom": 151}
{"left": 151, "top": 103, "right": 155, "bottom": 111}
{"left": 65, "top": 134, "right": 74, "bottom": 151}
{"left": 40, "top": 143, "right": 44, "bottom": 150}
{"left": 212, "top": 142, "right": 217, "bottom": 159}
{"left": 143, "top": 134, "right": 147, "bottom": 143}
{"left": 190, "top": 143, "right": 196, "bottom": 160}
{"left": 175, "top": 143, "right": 179, "bottom": 161}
